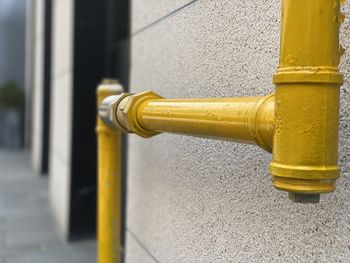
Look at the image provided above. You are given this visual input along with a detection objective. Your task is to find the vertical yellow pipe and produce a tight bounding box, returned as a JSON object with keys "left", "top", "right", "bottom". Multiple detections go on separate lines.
{"left": 96, "top": 80, "right": 123, "bottom": 263}
{"left": 271, "top": 0, "right": 343, "bottom": 198}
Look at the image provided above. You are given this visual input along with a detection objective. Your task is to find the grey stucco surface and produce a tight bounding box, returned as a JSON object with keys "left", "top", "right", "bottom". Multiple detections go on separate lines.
{"left": 127, "top": 0, "right": 350, "bottom": 262}
{"left": 131, "top": 0, "right": 194, "bottom": 33}
{"left": 125, "top": 232, "right": 156, "bottom": 263}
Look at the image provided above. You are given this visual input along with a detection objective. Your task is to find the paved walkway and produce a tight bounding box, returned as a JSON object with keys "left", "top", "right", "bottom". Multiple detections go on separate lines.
{"left": 0, "top": 149, "right": 96, "bottom": 263}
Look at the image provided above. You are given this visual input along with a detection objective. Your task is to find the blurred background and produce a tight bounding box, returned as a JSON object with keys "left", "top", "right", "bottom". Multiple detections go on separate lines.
{"left": 0, "top": 0, "right": 129, "bottom": 262}
{"left": 0, "top": 0, "right": 25, "bottom": 148}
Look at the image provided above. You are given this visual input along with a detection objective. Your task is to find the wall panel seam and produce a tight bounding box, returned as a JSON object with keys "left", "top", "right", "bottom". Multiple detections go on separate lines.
{"left": 127, "top": 227, "right": 160, "bottom": 263}
{"left": 133, "top": 0, "right": 200, "bottom": 36}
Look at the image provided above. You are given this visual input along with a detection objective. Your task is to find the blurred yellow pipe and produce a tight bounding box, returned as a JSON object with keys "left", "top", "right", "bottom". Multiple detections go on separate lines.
{"left": 96, "top": 80, "right": 123, "bottom": 263}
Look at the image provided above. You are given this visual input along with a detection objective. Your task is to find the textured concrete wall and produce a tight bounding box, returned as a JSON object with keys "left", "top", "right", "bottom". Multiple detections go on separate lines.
{"left": 49, "top": 0, "right": 74, "bottom": 238}
{"left": 131, "top": 0, "right": 193, "bottom": 33}
{"left": 126, "top": 0, "right": 350, "bottom": 262}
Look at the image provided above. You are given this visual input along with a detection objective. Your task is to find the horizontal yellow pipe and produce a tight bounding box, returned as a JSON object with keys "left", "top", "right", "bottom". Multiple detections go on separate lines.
{"left": 101, "top": 92, "right": 274, "bottom": 152}
{"left": 138, "top": 96, "right": 274, "bottom": 151}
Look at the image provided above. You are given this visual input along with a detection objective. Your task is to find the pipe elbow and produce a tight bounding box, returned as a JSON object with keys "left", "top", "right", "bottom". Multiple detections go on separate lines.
{"left": 249, "top": 94, "right": 275, "bottom": 152}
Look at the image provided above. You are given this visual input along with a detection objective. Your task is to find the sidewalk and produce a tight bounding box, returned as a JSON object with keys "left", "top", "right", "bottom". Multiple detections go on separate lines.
{"left": 0, "top": 149, "right": 96, "bottom": 263}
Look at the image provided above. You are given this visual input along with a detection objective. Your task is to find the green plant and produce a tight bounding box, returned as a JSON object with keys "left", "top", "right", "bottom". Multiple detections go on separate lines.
{"left": 0, "top": 81, "right": 24, "bottom": 110}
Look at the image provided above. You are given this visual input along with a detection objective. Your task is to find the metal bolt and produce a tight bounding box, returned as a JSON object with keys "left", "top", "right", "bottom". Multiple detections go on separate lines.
{"left": 288, "top": 193, "right": 320, "bottom": 203}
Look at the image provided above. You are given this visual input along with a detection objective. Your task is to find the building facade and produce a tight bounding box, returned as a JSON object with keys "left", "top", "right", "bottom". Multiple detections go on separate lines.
{"left": 28, "top": 0, "right": 350, "bottom": 262}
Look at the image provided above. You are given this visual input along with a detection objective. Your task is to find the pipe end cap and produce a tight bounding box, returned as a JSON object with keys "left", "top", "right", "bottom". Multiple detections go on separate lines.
{"left": 288, "top": 193, "right": 320, "bottom": 204}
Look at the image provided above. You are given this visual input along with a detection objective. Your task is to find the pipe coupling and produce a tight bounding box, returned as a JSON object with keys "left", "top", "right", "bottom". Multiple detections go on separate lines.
{"left": 99, "top": 91, "right": 164, "bottom": 137}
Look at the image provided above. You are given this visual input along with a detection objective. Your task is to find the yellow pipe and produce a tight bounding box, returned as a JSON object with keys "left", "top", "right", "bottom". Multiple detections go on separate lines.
{"left": 98, "top": 0, "right": 345, "bottom": 203}
{"left": 138, "top": 96, "right": 274, "bottom": 151}
{"left": 270, "top": 0, "right": 343, "bottom": 199}
{"left": 102, "top": 92, "right": 275, "bottom": 152}
{"left": 96, "top": 80, "right": 123, "bottom": 263}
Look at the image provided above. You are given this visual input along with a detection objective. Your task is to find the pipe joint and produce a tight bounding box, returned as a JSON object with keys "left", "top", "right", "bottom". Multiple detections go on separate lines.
{"left": 118, "top": 91, "right": 164, "bottom": 137}
{"left": 100, "top": 91, "right": 164, "bottom": 137}
{"left": 249, "top": 94, "right": 275, "bottom": 152}
{"left": 273, "top": 67, "right": 343, "bottom": 84}
{"left": 99, "top": 93, "right": 130, "bottom": 133}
